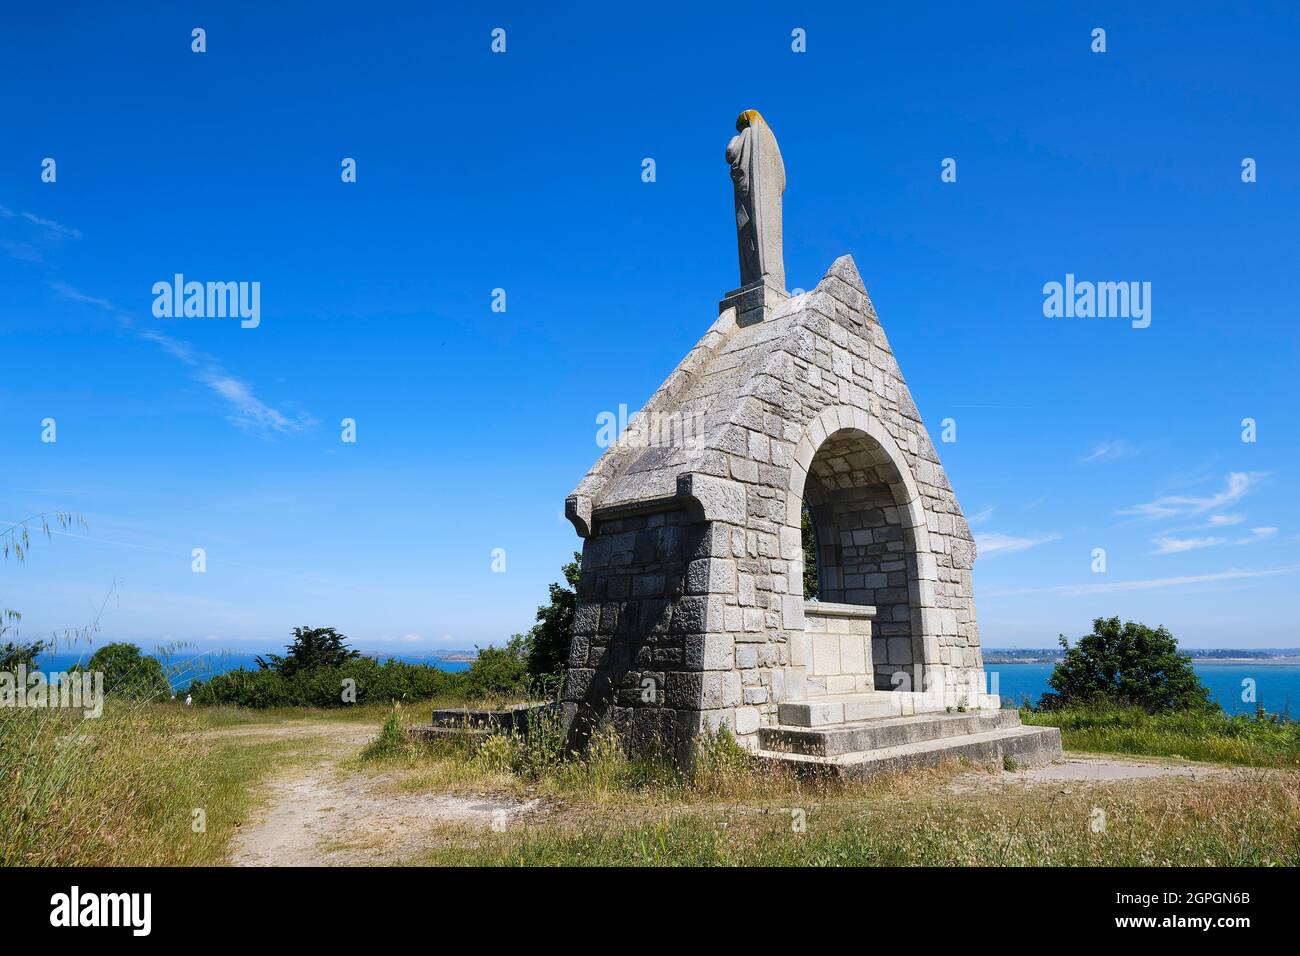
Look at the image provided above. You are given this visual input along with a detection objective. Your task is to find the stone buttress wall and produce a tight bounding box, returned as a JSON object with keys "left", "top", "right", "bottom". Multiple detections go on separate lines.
{"left": 563, "top": 507, "right": 750, "bottom": 757}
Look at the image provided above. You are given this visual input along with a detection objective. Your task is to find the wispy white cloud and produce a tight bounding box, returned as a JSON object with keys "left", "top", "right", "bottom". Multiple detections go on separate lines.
{"left": 976, "top": 532, "right": 1061, "bottom": 557}
{"left": 1206, "top": 513, "right": 1244, "bottom": 527}
{"left": 2, "top": 205, "right": 81, "bottom": 262}
{"left": 1151, "top": 535, "right": 1225, "bottom": 555}
{"left": 196, "top": 367, "right": 313, "bottom": 435}
{"left": 1079, "top": 440, "right": 1136, "bottom": 464}
{"left": 1, "top": 240, "right": 43, "bottom": 263}
{"left": 1151, "top": 521, "right": 1280, "bottom": 552}
{"left": 987, "top": 565, "right": 1300, "bottom": 597}
{"left": 134, "top": 327, "right": 196, "bottom": 362}
{"left": 50, "top": 280, "right": 121, "bottom": 313}
{"left": 50, "top": 280, "right": 314, "bottom": 437}
{"left": 967, "top": 505, "right": 995, "bottom": 525}
{"left": 1118, "top": 471, "right": 1264, "bottom": 520}
{"left": 21, "top": 211, "right": 82, "bottom": 240}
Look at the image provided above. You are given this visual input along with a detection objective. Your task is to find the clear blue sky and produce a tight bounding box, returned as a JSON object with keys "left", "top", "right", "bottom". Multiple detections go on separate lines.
{"left": 4, "top": 2, "right": 1298, "bottom": 654}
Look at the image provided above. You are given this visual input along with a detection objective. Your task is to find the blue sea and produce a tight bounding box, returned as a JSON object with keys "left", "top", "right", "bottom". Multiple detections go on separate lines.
{"left": 987, "top": 662, "right": 1300, "bottom": 716}
{"left": 33, "top": 651, "right": 471, "bottom": 691}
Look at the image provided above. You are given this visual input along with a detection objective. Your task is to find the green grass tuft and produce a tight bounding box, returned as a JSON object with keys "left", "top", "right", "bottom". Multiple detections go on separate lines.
{"left": 1023, "top": 704, "right": 1300, "bottom": 768}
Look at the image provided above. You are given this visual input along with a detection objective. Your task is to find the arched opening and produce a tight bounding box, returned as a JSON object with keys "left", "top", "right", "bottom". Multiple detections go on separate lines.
{"left": 802, "top": 428, "right": 919, "bottom": 692}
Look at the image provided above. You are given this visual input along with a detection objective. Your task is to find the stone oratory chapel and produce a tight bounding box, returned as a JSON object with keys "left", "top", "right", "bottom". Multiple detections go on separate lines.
{"left": 561, "top": 111, "right": 1061, "bottom": 774}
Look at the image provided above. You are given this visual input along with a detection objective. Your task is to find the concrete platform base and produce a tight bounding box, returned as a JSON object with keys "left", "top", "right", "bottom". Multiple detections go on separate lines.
{"left": 776, "top": 691, "right": 1002, "bottom": 728}
{"left": 756, "top": 708, "right": 1062, "bottom": 779}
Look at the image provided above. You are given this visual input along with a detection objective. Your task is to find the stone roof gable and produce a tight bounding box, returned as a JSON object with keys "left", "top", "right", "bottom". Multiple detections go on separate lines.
{"left": 565, "top": 253, "right": 955, "bottom": 540}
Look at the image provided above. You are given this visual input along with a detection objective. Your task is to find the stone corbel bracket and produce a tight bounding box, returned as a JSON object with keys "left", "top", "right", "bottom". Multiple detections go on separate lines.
{"left": 565, "top": 473, "right": 745, "bottom": 539}
{"left": 565, "top": 494, "right": 593, "bottom": 537}
{"left": 675, "top": 473, "right": 747, "bottom": 525}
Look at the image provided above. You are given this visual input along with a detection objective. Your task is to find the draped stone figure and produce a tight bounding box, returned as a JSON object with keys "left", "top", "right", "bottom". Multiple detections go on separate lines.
{"left": 726, "top": 110, "right": 786, "bottom": 290}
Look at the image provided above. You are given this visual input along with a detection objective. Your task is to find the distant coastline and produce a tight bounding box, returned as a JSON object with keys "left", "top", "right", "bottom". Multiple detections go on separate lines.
{"left": 984, "top": 647, "right": 1300, "bottom": 665}
{"left": 435, "top": 651, "right": 477, "bottom": 662}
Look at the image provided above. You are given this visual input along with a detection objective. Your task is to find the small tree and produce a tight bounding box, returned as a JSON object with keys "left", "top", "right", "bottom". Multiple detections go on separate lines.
{"left": 256, "top": 626, "right": 359, "bottom": 677}
{"left": 86, "top": 642, "right": 170, "bottom": 700}
{"left": 524, "top": 553, "right": 580, "bottom": 681}
{"left": 1039, "top": 617, "right": 1215, "bottom": 713}
{"left": 465, "top": 634, "right": 530, "bottom": 700}
{"left": 0, "top": 633, "right": 48, "bottom": 671}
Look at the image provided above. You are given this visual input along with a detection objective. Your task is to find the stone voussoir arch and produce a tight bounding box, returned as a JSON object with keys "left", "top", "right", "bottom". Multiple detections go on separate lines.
{"left": 784, "top": 404, "right": 943, "bottom": 693}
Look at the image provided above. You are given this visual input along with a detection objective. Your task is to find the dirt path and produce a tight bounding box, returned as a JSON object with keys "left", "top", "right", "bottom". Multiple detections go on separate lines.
{"left": 948, "top": 753, "right": 1236, "bottom": 794}
{"left": 218, "top": 722, "right": 539, "bottom": 866}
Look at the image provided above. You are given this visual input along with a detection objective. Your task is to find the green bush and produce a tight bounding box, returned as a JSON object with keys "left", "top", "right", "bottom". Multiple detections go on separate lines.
{"left": 1039, "top": 616, "right": 1214, "bottom": 713}
{"left": 464, "top": 635, "right": 531, "bottom": 701}
{"left": 187, "top": 616, "right": 549, "bottom": 708}
{"left": 187, "top": 645, "right": 539, "bottom": 709}
{"left": 188, "top": 656, "right": 468, "bottom": 708}
{"left": 83, "top": 642, "right": 170, "bottom": 701}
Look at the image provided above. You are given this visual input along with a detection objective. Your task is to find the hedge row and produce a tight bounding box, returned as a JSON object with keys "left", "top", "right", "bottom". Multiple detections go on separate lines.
{"left": 186, "top": 657, "right": 475, "bottom": 708}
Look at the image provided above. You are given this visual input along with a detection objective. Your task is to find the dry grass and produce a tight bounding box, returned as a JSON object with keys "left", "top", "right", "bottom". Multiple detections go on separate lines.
{"left": 0, "top": 701, "right": 301, "bottom": 866}
{"left": 408, "top": 769, "right": 1300, "bottom": 867}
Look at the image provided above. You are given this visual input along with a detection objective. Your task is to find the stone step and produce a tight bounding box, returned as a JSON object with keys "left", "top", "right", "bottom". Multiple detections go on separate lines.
{"left": 759, "top": 709, "right": 1023, "bottom": 757}
{"left": 776, "top": 691, "right": 954, "bottom": 727}
{"left": 429, "top": 703, "right": 541, "bottom": 732}
{"left": 756, "top": 724, "right": 1063, "bottom": 780}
